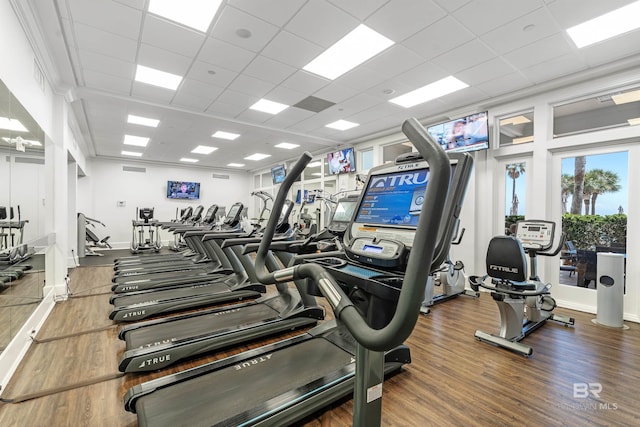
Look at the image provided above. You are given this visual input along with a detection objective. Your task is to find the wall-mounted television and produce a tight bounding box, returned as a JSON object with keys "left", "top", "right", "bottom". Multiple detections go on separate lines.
{"left": 295, "top": 189, "right": 316, "bottom": 204}
{"left": 427, "top": 111, "right": 489, "bottom": 153}
{"left": 327, "top": 147, "right": 356, "bottom": 175}
{"left": 271, "top": 164, "right": 286, "bottom": 185}
{"left": 167, "top": 180, "right": 200, "bottom": 200}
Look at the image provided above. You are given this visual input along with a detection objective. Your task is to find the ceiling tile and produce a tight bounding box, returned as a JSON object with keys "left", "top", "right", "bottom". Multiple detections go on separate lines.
{"left": 402, "top": 16, "right": 475, "bottom": 60}
{"left": 521, "top": 53, "right": 589, "bottom": 84}
{"left": 503, "top": 33, "right": 574, "bottom": 70}
{"left": 228, "top": 0, "right": 306, "bottom": 26}
{"left": 243, "top": 56, "right": 297, "bottom": 85}
{"left": 73, "top": 22, "right": 138, "bottom": 62}
{"left": 198, "top": 38, "right": 256, "bottom": 72}
{"left": 131, "top": 82, "right": 178, "bottom": 104}
{"left": 313, "top": 82, "right": 359, "bottom": 104}
{"left": 211, "top": 6, "right": 280, "bottom": 52}
{"left": 544, "top": 0, "right": 636, "bottom": 29}
{"left": 285, "top": 1, "right": 358, "bottom": 47}
{"left": 281, "top": 71, "right": 330, "bottom": 94}
{"left": 137, "top": 43, "right": 193, "bottom": 76}
{"left": 456, "top": 57, "right": 517, "bottom": 86}
{"left": 365, "top": 45, "right": 426, "bottom": 80}
{"left": 452, "top": 0, "right": 544, "bottom": 35}
{"left": 261, "top": 31, "right": 324, "bottom": 69}
{"left": 82, "top": 69, "right": 131, "bottom": 95}
{"left": 476, "top": 72, "right": 532, "bottom": 98}
{"left": 67, "top": 0, "right": 141, "bottom": 40}
{"left": 78, "top": 49, "right": 135, "bottom": 81}
{"left": 435, "top": 39, "right": 498, "bottom": 75}
{"left": 227, "top": 74, "right": 274, "bottom": 98}
{"left": 327, "top": 0, "right": 389, "bottom": 20}
{"left": 141, "top": 15, "right": 206, "bottom": 59}
{"left": 366, "top": 0, "right": 446, "bottom": 42}
{"left": 186, "top": 60, "right": 237, "bottom": 88}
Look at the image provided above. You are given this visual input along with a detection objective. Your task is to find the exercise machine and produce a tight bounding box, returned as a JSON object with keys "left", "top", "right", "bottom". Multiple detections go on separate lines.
{"left": 469, "top": 219, "right": 575, "bottom": 356}
{"left": 0, "top": 206, "right": 27, "bottom": 250}
{"left": 420, "top": 224, "right": 478, "bottom": 314}
{"left": 130, "top": 207, "right": 161, "bottom": 254}
{"left": 123, "top": 118, "right": 471, "bottom": 426}
{"left": 250, "top": 190, "right": 272, "bottom": 227}
{"left": 77, "top": 212, "right": 111, "bottom": 257}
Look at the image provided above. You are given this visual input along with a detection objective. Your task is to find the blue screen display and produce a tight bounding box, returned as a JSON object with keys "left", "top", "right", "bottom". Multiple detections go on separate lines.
{"left": 354, "top": 169, "right": 429, "bottom": 227}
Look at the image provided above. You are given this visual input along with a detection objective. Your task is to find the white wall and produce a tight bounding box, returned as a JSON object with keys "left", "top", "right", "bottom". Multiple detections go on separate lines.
{"left": 78, "top": 158, "right": 253, "bottom": 248}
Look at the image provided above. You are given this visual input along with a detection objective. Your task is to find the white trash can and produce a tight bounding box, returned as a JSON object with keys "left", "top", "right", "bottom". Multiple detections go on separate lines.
{"left": 594, "top": 252, "right": 626, "bottom": 328}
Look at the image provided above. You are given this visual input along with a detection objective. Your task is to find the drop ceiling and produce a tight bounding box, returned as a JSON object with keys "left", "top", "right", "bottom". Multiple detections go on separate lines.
{"left": 21, "top": 0, "right": 640, "bottom": 171}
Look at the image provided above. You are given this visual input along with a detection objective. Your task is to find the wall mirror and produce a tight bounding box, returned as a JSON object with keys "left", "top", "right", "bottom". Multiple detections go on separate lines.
{"left": 0, "top": 78, "right": 46, "bottom": 352}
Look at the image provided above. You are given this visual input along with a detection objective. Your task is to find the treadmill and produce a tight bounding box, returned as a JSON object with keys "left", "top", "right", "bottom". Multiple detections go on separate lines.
{"left": 124, "top": 118, "right": 472, "bottom": 426}
{"left": 116, "top": 198, "right": 349, "bottom": 372}
{"left": 109, "top": 202, "right": 296, "bottom": 322}
{"left": 111, "top": 203, "right": 245, "bottom": 286}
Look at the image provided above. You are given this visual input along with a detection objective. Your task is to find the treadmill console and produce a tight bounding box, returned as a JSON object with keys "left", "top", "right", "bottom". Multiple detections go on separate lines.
{"left": 326, "top": 197, "right": 358, "bottom": 236}
{"left": 515, "top": 220, "right": 554, "bottom": 251}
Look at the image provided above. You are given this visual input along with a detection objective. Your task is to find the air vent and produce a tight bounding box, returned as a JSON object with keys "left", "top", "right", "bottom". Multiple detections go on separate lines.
{"left": 212, "top": 173, "right": 230, "bottom": 180}
{"left": 122, "top": 166, "right": 146, "bottom": 173}
{"left": 293, "top": 96, "right": 336, "bottom": 113}
{"left": 15, "top": 157, "right": 45, "bottom": 165}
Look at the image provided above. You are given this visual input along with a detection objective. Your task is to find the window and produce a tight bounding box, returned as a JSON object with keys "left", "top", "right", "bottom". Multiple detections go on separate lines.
{"left": 360, "top": 148, "right": 373, "bottom": 171}
{"left": 499, "top": 111, "right": 534, "bottom": 146}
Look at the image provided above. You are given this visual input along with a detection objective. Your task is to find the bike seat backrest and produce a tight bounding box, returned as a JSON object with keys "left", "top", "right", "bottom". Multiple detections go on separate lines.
{"left": 485, "top": 236, "right": 528, "bottom": 283}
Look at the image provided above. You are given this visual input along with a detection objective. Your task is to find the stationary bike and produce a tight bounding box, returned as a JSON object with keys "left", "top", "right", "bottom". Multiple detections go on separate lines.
{"left": 469, "top": 219, "right": 575, "bottom": 356}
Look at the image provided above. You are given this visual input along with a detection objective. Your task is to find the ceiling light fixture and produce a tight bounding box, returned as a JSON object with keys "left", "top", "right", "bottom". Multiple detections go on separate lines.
{"left": 135, "top": 65, "right": 182, "bottom": 90}
{"left": 2, "top": 137, "right": 42, "bottom": 146}
{"left": 123, "top": 135, "right": 150, "bottom": 147}
{"left": 0, "top": 117, "right": 28, "bottom": 132}
{"left": 191, "top": 145, "right": 218, "bottom": 155}
{"left": 212, "top": 131, "right": 240, "bottom": 140}
{"left": 303, "top": 24, "right": 394, "bottom": 80}
{"left": 307, "top": 161, "right": 322, "bottom": 168}
{"left": 566, "top": 1, "right": 640, "bottom": 48}
{"left": 512, "top": 136, "right": 534, "bottom": 144}
{"left": 122, "top": 150, "right": 143, "bottom": 157}
{"left": 326, "top": 120, "right": 359, "bottom": 131}
{"left": 180, "top": 158, "right": 199, "bottom": 163}
{"left": 389, "top": 76, "right": 469, "bottom": 108}
{"left": 148, "top": 0, "right": 222, "bottom": 32}
{"left": 628, "top": 117, "right": 640, "bottom": 126}
{"left": 249, "top": 99, "right": 289, "bottom": 115}
{"left": 612, "top": 88, "right": 640, "bottom": 105}
{"left": 275, "top": 142, "right": 299, "bottom": 149}
{"left": 227, "top": 163, "right": 245, "bottom": 167}
{"left": 244, "top": 153, "right": 271, "bottom": 161}
{"left": 127, "top": 114, "right": 160, "bottom": 127}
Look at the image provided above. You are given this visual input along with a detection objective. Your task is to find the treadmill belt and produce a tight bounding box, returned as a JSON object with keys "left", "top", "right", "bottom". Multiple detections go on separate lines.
{"left": 126, "top": 304, "right": 279, "bottom": 349}
{"left": 136, "top": 338, "right": 353, "bottom": 427}
{"left": 113, "top": 282, "right": 229, "bottom": 307}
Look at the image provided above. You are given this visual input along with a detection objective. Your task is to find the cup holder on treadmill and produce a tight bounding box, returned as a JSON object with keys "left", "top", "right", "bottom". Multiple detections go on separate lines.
{"left": 372, "top": 275, "right": 404, "bottom": 288}
{"left": 313, "top": 257, "right": 347, "bottom": 268}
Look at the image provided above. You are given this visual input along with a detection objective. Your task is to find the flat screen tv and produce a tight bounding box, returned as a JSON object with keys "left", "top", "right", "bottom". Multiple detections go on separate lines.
{"left": 271, "top": 164, "right": 286, "bottom": 185}
{"left": 167, "top": 180, "right": 200, "bottom": 200}
{"left": 426, "top": 111, "right": 489, "bottom": 153}
{"left": 327, "top": 147, "right": 356, "bottom": 175}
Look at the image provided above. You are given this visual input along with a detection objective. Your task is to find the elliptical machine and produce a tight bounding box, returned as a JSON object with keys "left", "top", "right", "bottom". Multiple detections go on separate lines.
{"left": 420, "top": 222, "right": 478, "bottom": 314}
{"left": 77, "top": 212, "right": 111, "bottom": 257}
{"left": 469, "top": 219, "right": 575, "bottom": 356}
{"left": 130, "top": 207, "right": 161, "bottom": 254}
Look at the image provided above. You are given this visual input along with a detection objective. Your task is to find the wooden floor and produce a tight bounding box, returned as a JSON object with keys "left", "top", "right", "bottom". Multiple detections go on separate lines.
{"left": 0, "top": 262, "right": 638, "bottom": 426}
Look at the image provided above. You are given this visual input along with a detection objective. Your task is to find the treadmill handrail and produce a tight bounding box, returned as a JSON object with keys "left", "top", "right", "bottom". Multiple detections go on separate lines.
{"left": 255, "top": 117, "right": 451, "bottom": 352}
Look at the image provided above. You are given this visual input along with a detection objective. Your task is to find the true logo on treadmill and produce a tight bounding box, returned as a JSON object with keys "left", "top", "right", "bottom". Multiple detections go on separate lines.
{"left": 137, "top": 354, "right": 171, "bottom": 368}
{"left": 122, "top": 310, "right": 146, "bottom": 318}
{"left": 489, "top": 264, "right": 519, "bottom": 274}
{"left": 234, "top": 354, "right": 272, "bottom": 371}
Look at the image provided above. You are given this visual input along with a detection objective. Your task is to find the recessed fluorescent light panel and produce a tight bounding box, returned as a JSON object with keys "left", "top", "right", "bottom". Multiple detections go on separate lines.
{"left": 513, "top": 136, "right": 534, "bottom": 144}
{"left": 122, "top": 150, "right": 143, "bottom": 157}
{"left": 612, "top": 89, "right": 640, "bottom": 105}
{"left": 127, "top": 115, "right": 160, "bottom": 127}
{"left": 148, "top": 0, "right": 221, "bottom": 32}
{"left": 0, "top": 117, "right": 28, "bottom": 132}
{"left": 275, "top": 142, "right": 299, "bottom": 149}
{"left": 244, "top": 153, "right": 271, "bottom": 161}
{"left": 307, "top": 161, "right": 322, "bottom": 168}
{"left": 124, "top": 135, "right": 150, "bottom": 147}
{"left": 566, "top": 1, "right": 640, "bottom": 48}
{"left": 499, "top": 116, "right": 531, "bottom": 126}
{"left": 628, "top": 117, "right": 640, "bottom": 126}
{"left": 250, "top": 99, "right": 289, "bottom": 115}
{"left": 180, "top": 158, "right": 199, "bottom": 163}
{"left": 227, "top": 163, "right": 245, "bottom": 167}
{"left": 212, "top": 131, "right": 240, "bottom": 140}
{"left": 326, "top": 120, "right": 359, "bottom": 131}
{"left": 191, "top": 145, "right": 218, "bottom": 155}
{"left": 135, "top": 65, "right": 182, "bottom": 90}
{"left": 389, "top": 76, "right": 469, "bottom": 108}
{"left": 303, "top": 24, "right": 394, "bottom": 80}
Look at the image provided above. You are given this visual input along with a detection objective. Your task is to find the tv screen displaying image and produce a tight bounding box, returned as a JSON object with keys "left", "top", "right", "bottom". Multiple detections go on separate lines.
{"left": 271, "top": 164, "right": 286, "bottom": 185}
{"left": 295, "top": 189, "right": 316, "bottom": 204}
{"left": 327, "top": 147, "right": 356, "bottom": 175}
{"left": 427, "top": 111, "right": 489, "bottom": 153}
{"left": 167, "top": 180, "right": 201, "bottom": 200}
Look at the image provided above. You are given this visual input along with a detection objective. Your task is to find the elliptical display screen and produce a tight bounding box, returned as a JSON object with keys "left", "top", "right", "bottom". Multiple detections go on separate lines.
{"left": 354, "top": 168, "right": 430, "bottom": 228}
{"left": 331, "top": 200, "right": 357, "bottom": 223}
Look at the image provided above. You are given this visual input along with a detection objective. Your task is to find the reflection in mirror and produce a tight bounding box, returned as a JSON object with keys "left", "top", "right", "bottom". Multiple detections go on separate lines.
{"left": 505, "top": 162, "right": 526, "bottom": 234}
{"left": 559, "top": 152, "right": 628, "bottom": 290}
{"left": 0, "top": 79, "right": 46, "bottom": 353}
{"left": 499, "top": 111, "right": 534, "bottom": 146}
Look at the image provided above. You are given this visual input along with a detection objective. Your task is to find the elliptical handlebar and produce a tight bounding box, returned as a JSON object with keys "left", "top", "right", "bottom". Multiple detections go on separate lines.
{"left": 255, "top": 118, "right": 451, "bottom": 352}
